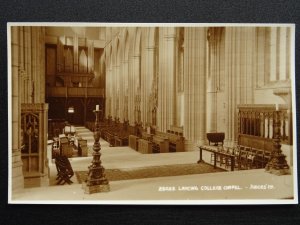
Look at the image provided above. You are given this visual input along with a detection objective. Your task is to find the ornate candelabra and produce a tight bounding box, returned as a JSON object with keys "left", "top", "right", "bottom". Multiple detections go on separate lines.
{"left": 265, "top": 109, "right": 290, "bottom": 175}
{"left": 83, "top": 106, "right": 110, "bottom": 194}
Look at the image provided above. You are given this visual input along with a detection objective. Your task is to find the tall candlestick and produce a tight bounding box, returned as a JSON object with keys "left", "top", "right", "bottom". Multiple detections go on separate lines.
{"left": 83, "top": 109, "right": 110, "bottom": 193}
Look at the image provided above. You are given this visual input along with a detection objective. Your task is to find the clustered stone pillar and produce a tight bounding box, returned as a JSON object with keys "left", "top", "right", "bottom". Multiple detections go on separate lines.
{"left": 32, "top": 27, "right": 46, "bottom": 103}
{"left": 157, "top": 27, "right": 176, "bottom": 132}
{"left": 206, "top": 28, "right": 223, "bottom": 133}
{"left": 105, "top": 62, "right": 112, "bottom": 117}
{"left": 141, "top": 44, "right": 155, "bottom": 126}
{"left": 83, "top": 108, "right": 110, "bottom": 194}
{"left": 11, "top": 26, "right": 24, "bottom": 192}
{"left": 132, "top": 55, "right": 141, "bottom": 122}
{"left": 122, "top": 59, "right": 129, "bottom": 121}
{"left": 183, "top": 27, "right": 207, "bottom": 150}
{"left": 223, "top": 27, "right": 256, "bottom": 146}
{"left": 127, "top": 55, "right": 135, "bottom": 125}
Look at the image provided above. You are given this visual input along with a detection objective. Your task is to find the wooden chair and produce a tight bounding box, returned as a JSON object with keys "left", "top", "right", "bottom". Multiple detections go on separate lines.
{"left": 55, "top": 155, "right": 74, "bottom": 185}
{"left": 224, "top": 147, "right": 234, "bottom": 169}
{"left": 238, "top": 149, "right": 249, "bottom": 170}
{"left": 233, "top": 147, "right": 240, "bottom": 168}
{"left": 263, "top": 151, "right": 272, "bottom": 167}
{"left": 252, "top": 148, "right": 264, "bottom": 168}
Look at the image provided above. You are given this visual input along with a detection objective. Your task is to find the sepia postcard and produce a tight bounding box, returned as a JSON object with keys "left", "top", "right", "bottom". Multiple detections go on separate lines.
{"left": 7, "top": 23, "right": 298, "bottom": 204}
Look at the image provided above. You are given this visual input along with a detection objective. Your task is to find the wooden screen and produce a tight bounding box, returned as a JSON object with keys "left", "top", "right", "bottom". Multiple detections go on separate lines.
{"left": 238, "top": 104, "right": 291, "bottom": 151}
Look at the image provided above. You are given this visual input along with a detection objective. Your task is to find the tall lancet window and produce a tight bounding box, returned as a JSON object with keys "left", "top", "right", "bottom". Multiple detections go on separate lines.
{"left": 79, "top": 48, "right": 88, "bottom": 73}
{"left": 64, "top": 47, "right": 73, "bottom": 72}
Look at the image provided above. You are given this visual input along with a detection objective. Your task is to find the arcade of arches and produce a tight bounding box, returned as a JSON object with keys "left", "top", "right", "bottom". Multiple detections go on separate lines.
{"left": 10, "top": 26, "right": 294, "bottom": 196}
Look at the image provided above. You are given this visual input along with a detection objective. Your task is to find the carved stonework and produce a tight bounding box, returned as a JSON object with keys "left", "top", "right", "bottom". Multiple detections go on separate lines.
{"left": 21, "top": 103, "right": 49, "bottom": 187}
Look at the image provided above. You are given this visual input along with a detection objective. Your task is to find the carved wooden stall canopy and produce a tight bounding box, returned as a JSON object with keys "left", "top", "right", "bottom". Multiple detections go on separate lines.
{"left": 238, "top": 104, "right": 291, "bottom": 152}
{"left": 21, "top": 103, "right": 49, "bottom": 187}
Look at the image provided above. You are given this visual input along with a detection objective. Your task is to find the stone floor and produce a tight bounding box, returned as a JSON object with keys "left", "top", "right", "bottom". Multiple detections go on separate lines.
{"left": 10, "top": 126, "right": 297, "bottom": 204}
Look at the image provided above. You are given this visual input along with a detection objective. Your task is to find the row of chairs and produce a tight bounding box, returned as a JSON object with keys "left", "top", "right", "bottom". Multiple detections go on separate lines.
{"left": 210, "top": 145, "right": 272, "bottom": 170}
{"left": 236, "top": 145, "right": 272, "bottom": 170}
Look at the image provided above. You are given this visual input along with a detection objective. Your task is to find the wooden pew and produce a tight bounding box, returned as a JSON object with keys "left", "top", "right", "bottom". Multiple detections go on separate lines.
{"left": 129, "top": 135, "right": 139, "bottom": 150}
{"left": 138, "top": 138, "right": 153, "bottom": 154}
{"left": 165, "top": 132, "right": 185, "bottom": 152}
{"left": 154, "top": 131, "right": 185, "bottom": 152}
{"left": 152, "top": 132, "right": 169, "bottom": 153}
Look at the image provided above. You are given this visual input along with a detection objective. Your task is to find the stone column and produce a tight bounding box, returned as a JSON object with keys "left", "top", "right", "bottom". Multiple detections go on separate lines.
{"left": 128, "top": 56, "right": 135, "bottom": 125}
{"left": 141, "top": 45, "right": 155, "bottom": 125}
{"left": 31, "top": 27, "right": 37, "bottom": 103}
{"left": 132, "top": 55, "right": 141, "bottom": 123}
{"left": 183, "top": 27, "right": 207, "bottom": 150}
{"left": 19, "top": 27, "right": 25, "bottom": 103}
{"left": 122, "top": 60, "right": 129, "bottom": 121}
{"left": 108, "top": 67, "right": 112, "bottom": 117}
{"left": 157, "top": 27, "right": 176, "bottom": 132}
{"left": 118, "top": 61, "right": 124, "bottom": 121}
{"left": 111, "top": 65, "right": 120, "bottom": 118}
{"left": 269, "top": 27, "right": 277, "bottom": 82}
{"left": 39, "top": 27, "right": 46, "bottom": 103}
{"left": 223, "top": 27, "right": 256, "bottom": 146}
{"left": 105, "top": 67, "right": 112, "bottom": 118}
{"left": 25, "top": 27, "right": 32, "bottom": 103}
{"left": 11, "top": 26, "right": 24, "bottom": 192}
{"left": 110, "top": 62, "right": 115, "bottom": 119}
{"left": 30, "top": 27, "right": 45, "bottom": 104}
{"left": 206, "top": 28, "right": 223, "bottom": 133}
{"left": 23, "top": 27, "right": 29, "bottom": 103}
{"left": 256, "top": 27, "right": 267, "bottom": 87}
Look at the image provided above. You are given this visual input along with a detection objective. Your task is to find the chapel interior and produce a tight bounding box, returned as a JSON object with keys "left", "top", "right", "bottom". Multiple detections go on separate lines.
{"left": 10, "top": 26, "right": 295, "bottom": 201}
